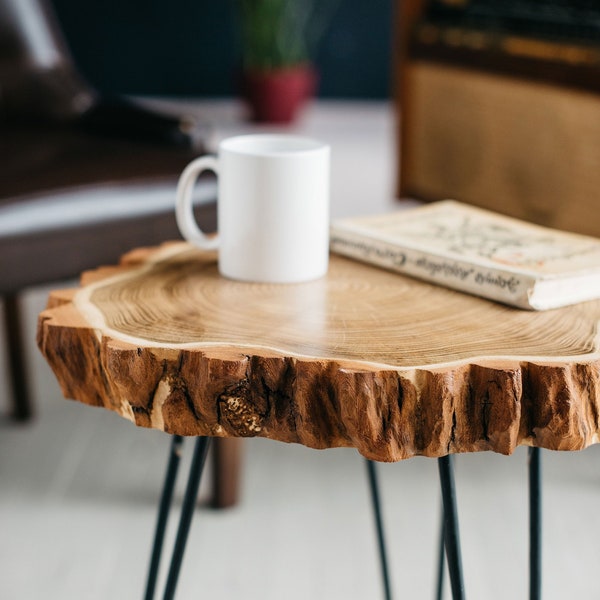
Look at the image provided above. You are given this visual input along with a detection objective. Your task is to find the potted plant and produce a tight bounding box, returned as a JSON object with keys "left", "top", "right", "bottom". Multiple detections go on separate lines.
{"left": 237, "top": 0, "right": 339, "bottom": 123}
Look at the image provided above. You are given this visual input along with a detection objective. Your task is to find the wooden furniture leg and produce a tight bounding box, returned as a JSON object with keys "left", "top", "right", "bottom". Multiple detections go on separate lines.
{"left": 3, "top": 294, "right": 33, "bottom": 421}
{"left": 210, "top": 437, "right": 244, "bottom": 509}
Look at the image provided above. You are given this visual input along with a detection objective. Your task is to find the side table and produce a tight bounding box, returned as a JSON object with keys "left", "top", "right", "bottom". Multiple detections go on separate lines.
{"left": 37, "top": 243, "right": 600, "bottom": 599}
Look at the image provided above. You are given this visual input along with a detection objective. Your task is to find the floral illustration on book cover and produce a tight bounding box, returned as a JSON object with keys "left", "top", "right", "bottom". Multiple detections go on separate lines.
{"left": 362, "top": 203, "right": 600, "bottom": 274}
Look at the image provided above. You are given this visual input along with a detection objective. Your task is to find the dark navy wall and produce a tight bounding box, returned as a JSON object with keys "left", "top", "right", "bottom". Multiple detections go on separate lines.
{"left": 50, "top": 0, "right": 393, "bottom": 99}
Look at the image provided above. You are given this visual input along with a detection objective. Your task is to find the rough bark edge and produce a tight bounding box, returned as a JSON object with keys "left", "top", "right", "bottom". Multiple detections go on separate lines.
{"left": 37, "top": 303, "right": 600, "bottom": 461}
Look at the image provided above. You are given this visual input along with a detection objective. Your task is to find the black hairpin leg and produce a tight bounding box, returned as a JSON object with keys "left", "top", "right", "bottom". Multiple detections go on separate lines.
{"left": 145, "top": 435, "right": 184, "bottom": 600}
{"left": 435, "top": 508, "right": 445, "bottom": 600}
{"left": 366, "top": 459, "right": 393, "bottom": 600}
{"left": 529, "top": 446, "right": 542, "bottom": 600}
{"left": 438, "top": 455, "right": 465, "bottom": 600}
{"left": 163, "top": 436, "right": 212, "bottom": 600}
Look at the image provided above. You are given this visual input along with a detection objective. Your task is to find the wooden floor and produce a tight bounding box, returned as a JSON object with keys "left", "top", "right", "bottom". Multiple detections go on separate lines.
{"left": 2, "top": 101, "right": 600, "bottom": 599}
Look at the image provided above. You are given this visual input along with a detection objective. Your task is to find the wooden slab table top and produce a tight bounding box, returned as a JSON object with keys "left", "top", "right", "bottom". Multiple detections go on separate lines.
{"left": 37, "top": 242, "right": 600, "bottom": 462}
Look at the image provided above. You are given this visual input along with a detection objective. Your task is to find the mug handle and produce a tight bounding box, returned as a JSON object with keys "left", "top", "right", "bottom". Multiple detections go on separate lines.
{"left": 176, "top": 155, "right": 220, "bottom": 250}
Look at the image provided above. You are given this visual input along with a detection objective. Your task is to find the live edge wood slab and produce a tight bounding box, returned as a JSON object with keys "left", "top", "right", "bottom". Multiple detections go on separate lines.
{"left": 38, "top": 242, "right": 600, "bottom": 462}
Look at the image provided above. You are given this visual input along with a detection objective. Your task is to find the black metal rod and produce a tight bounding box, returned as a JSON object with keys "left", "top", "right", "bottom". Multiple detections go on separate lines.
{"left": 163, "top": 436, "right": 212, "bottom": 600}
{"left": 366, "top": 459, "right": 393, "bottom": 600}
{"left": 529, "top": 446, "right": 542, "bottom": 600}
{"left": 435, "top": 508, "right": 445, "bottom": 600}
{"left": 144, "top": 435, "right": 184, "bottom": 600}
{"left": 438, "top": 455, "right": 465, "bottom": 600}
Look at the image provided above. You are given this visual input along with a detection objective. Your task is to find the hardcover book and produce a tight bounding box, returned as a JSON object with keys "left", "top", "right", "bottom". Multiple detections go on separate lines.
{"left": 329, "top": 200, "right": 600, "bottom": 310}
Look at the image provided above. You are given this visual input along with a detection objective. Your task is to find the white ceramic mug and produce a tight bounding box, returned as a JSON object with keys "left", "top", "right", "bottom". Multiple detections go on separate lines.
{"left": 176, "top": 134, "right": 330, "bottom": 283}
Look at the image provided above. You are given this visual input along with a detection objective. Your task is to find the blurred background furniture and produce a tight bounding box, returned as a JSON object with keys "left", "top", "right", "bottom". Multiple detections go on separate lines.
{"left": 0, "top": 0, "right": 252, "bottom": 507}
{"left": 0, "top": 132, "right": 216, "bottom": 421}
{"left": 0, "top": 0, "right": 213, "bottom": 420}
{"left": 397, "top": 0, "right": 600, "bottom": 237}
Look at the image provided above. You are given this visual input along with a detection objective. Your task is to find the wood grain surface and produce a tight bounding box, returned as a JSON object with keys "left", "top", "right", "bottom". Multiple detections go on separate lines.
{"left": 38, "top": 243, "right": 600, "bottom": 461}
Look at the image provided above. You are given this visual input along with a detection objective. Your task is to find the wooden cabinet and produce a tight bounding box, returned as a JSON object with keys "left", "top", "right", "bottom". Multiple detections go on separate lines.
{"left": 397, "top": 0, "right": 600, "bottom": 237}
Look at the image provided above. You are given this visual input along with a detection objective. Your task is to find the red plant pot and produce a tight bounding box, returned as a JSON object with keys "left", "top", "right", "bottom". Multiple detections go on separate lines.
{"left": 242, "top": 65, "right": 317, "bottom": 124}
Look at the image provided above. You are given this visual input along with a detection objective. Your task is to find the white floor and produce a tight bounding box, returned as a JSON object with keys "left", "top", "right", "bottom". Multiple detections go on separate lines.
{"left": 2, "top": 100, "right": 600, "bottom": 599}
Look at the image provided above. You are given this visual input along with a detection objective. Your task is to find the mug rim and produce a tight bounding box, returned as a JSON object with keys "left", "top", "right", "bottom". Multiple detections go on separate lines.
{"left": 220, "top": 134, "right": 329, "bottom": 157}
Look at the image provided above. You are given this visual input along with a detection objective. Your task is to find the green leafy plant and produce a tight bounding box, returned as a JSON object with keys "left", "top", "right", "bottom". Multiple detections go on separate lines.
{"left": 238, "top": 0, "right": 340, "bottom": 71}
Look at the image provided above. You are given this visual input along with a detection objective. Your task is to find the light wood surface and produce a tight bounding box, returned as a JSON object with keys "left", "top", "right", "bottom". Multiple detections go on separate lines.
{"left": 38, "top": 243, "right": 600, "bottom": 461}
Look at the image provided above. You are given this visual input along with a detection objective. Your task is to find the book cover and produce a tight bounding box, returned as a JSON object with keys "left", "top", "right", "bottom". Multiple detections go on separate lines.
{"left": 329, "top": 200, "right": 600, "bottom": 310}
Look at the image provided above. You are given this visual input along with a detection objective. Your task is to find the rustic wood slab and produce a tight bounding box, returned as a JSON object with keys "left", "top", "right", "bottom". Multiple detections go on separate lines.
{"left": 37, "top": 242, "right": 600, "bottom": 461}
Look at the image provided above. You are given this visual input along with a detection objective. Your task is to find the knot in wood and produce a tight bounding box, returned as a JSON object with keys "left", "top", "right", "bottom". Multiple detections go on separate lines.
{"left": 218, "top": 381, "right": 264, "bottom": 436}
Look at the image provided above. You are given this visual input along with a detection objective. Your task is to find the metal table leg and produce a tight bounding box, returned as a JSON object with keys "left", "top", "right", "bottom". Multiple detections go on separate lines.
{"left": 435, "top": 508, "right": 445, "bottom": 600}
{"left": 436, "top": 449, "right": 542, "bottom": 600}
{"left": 163, "top": 436, "right": 212, "bottom": 600}
{"left": 529, "top": 447, "right": 542, "bottom": 600}
{"left": 144, "top": 441, "right": 540, "bottom": 599}
{"left": 366, "top": 459, "right": 393, "bottom": 600}
{"left": 145, "top": 435, "right": 184, "bottom": 600}
{"left": 438, "top": 455, "right": 465, "bottom": 600}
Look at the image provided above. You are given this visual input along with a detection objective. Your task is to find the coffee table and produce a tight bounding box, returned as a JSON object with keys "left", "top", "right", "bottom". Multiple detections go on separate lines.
{"left": 37, "top": 242, "right": 600, "bottom": 599}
